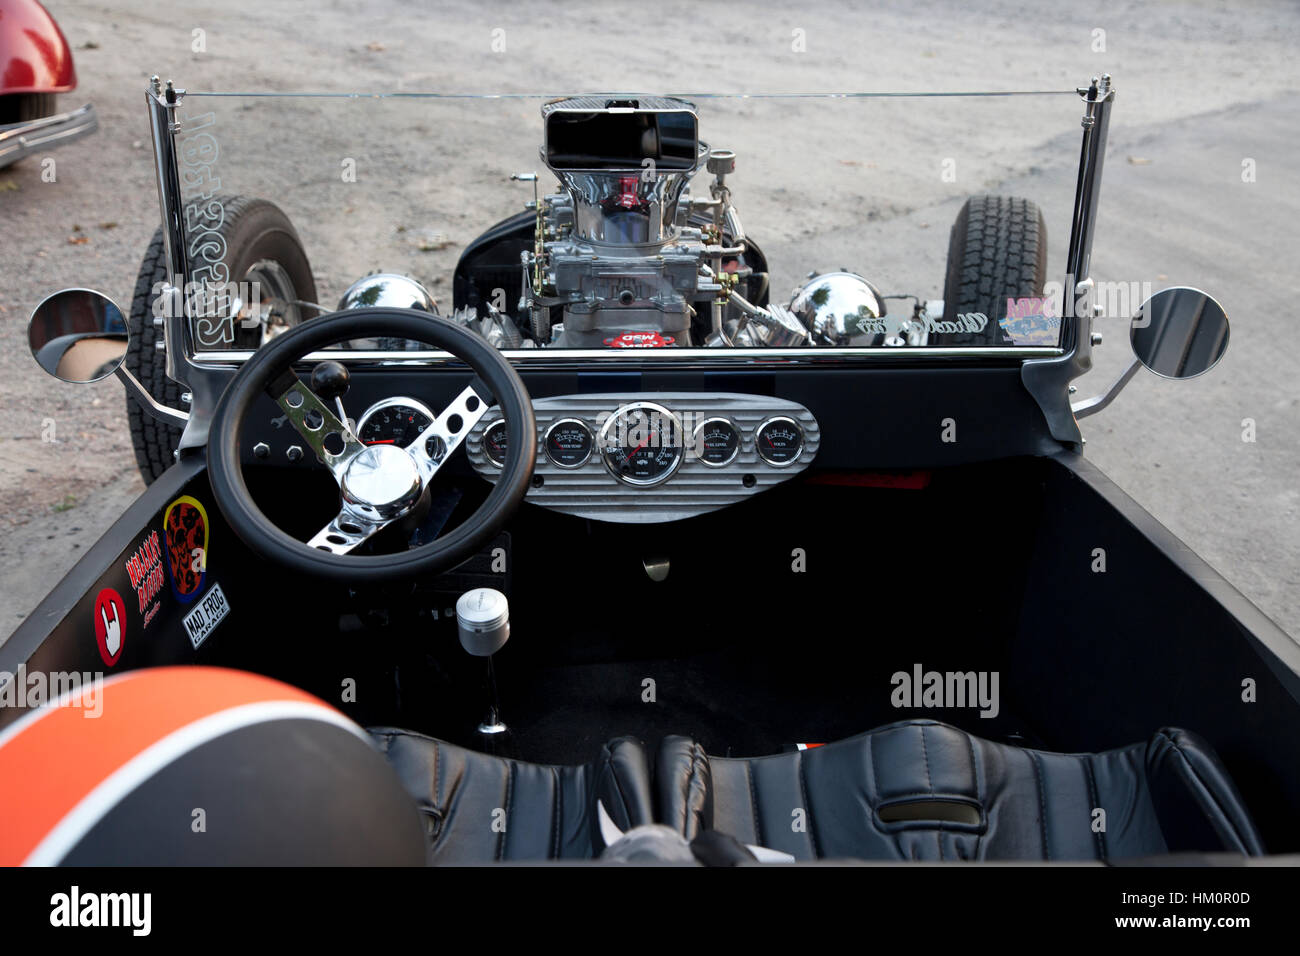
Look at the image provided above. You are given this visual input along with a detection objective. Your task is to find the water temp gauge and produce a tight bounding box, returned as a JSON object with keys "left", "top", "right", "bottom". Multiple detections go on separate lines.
{"left": 755, "top": 416, "right": 804, "bottom": 466}
{"left": 544, "top": 419, "right": 594, "bottom": 468}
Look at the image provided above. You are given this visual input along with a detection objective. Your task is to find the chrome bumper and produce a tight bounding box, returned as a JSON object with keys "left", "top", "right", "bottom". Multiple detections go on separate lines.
{"left": 0, "top": 103, "right": 98, "bottom": 169}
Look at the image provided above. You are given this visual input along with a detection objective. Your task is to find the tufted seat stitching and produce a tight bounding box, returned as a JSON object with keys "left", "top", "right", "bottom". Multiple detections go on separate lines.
{"left": 550, "top": 766, "right": 561, "bottom": 859}
{"left": 1082, "top": 757, "right": 1105, "bottom": 861}
{"left": 964, "top": 729, "right": 982, "bottom": 859}
{"left": 796, "top": 749, "right": 818, "bottom": 858}
{"left": 496, "top": 761, "right": 515, "bottom": 861}
{"left": 1029, "top": 749, "right": 1049, "bottom": 860}
{"left": 746, "top": 760, "right": 763, "bottom": 847}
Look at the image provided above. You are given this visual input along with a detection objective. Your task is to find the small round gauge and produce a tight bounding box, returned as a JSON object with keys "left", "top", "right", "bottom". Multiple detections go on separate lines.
{"left": 482, "top": 419, "right": 510, "bottom": 467}
{"left": 356, "top": 398, "right": 434, "bottom": 448}
{"left": 599, "top": 402, "right": 685, "bottom": 486}
{"left": 693, "top": 418, "right": 740, "bottom": 467}
{"left": 545, "top": 418, "right": 594, "bottom": 468}
{"left": 755, "top": 416, "right": 805, "bottom": 466}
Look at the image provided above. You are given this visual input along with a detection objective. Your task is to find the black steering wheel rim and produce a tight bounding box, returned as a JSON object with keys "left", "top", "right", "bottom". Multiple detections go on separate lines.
{"left": 207, "top": 307, "right": 536, "bottom": 582}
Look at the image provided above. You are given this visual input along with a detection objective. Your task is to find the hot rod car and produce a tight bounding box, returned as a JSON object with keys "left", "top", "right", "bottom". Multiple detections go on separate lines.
{"left": 1, "top": 73, "right": 1297, "bottom": 867}
{"left": 0, "top": 0, "right": 97, "bottom": 169}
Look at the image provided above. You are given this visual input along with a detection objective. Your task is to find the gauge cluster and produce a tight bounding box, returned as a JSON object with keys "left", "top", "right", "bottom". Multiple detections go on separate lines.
{"left": 463, "top": 393, "right": 819, "bottom": 523}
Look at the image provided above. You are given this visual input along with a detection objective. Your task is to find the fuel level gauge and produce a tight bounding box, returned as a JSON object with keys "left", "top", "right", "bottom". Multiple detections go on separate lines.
{"left": 693, "top": 417, "right": 740, "bottom": 467}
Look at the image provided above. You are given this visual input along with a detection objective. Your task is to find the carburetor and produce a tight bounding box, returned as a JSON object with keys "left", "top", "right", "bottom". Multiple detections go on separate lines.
{"left": 521, "top": 96, "right": 731, "bottom": 348}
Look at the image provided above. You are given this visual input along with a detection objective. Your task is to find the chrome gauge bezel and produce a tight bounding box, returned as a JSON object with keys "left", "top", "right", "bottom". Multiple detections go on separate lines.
{"left": 543, "top": 417, "right": 595, "bottom": 469}
{"left": 598, "top": 401, "right": 686, "bottom": 487}
{"left": 755, "top": 415, "right": 805, "bottom": 467}
{"left": 354, "top": 396, "right": 436, "bottom": 448}
{"left": 692, "top": 416, "right": 741, "bottom": 468}
{"left": 482, "top": 419, "right": 510, "bottom": 467}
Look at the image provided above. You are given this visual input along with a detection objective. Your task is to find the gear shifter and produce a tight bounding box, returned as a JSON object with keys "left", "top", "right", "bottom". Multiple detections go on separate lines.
{"left": 310, "top": 360, "right": 352, "bottom": 430}
{"left": 456, "top": 587, "right": 510, "bottom": 735}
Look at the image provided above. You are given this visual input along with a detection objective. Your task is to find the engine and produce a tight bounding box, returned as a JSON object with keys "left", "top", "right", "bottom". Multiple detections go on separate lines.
{"left": 524, "top": 96, "right": 777, "bottom": 348}
{"left": 343, "top": 95, "right": 930, "bottom": 349}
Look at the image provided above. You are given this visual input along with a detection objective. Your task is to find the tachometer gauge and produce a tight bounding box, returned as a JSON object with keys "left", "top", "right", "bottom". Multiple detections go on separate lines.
{"left": 599, "top": 402, "right": 685, "bottom": 486}
{"left": 482, "top": 419, "right": 510, "bottom": 467}
{"left": 356, "top": 398, "right": 434, "bottom": 448}
{"left": 693, "top": 418, "right": 740, "bottom": 467}
{"left": 545, "top": 419, "right": 594, "bottom": 468}
{"left": 755, "top": 416, "right": 804, "bottom": 466}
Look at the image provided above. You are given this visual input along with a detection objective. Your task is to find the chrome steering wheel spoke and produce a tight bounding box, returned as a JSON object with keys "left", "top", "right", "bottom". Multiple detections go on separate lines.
{"left": 273, "top": 378, "right": 367, "bottom": 484}
{"left": 284, "top": 383, "right": 492, "bottom": 557}
{"left": 409, "top": 384, "right": 493, "bottom": 480}
{"left": 307, "top": 508, "right": 390, "bottom": 555}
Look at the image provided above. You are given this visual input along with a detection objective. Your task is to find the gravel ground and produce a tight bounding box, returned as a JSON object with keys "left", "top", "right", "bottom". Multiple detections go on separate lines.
{"left": 1, "top": 0, "right": 1297, "bottom": 639}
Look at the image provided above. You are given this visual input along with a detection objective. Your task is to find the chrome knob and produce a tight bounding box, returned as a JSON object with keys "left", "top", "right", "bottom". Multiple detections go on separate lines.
{"left": 456, "top": 588, "right": 510, "bottom": 657}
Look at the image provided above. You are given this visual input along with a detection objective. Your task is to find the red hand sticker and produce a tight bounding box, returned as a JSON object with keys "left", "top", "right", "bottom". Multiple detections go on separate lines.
{"left": 94, "top": 588, "right": 126, "bottom": 666}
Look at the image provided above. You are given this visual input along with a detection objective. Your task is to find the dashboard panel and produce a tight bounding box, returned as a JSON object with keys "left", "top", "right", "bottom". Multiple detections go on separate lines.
{"left": 463, "top": 392, "right": 819, "bottom": 522}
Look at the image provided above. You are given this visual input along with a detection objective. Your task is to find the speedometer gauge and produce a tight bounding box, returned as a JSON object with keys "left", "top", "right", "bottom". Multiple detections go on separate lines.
{"left": 356, "top": 398, "right": 434, "bottom": 448}
{"left": 599, "top": 402, "right": 684, "bottom": 486}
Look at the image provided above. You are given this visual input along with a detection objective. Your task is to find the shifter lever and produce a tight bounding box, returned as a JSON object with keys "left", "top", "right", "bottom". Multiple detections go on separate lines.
{"left": 457, "top": 588, "right": 510, "bottom": 735}
{"left": 310, "top": 361, "right": 352, "bottom": 430}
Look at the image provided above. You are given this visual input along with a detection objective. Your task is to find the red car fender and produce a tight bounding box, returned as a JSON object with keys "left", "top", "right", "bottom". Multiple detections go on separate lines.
{"left": 0, "top": 0, "right": 77, "bottom": 96}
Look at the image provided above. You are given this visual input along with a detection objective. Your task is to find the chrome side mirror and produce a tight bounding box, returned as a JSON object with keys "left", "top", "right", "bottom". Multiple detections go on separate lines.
{"left": 29, "top": 287, "right": 191, "bottom": 430}
{"left": 28, "top": 289, "right": 129, "bottom": 384}
{"left": 1130, "top": 287, "right": 1230, "bottom": 379}
{"left": 1071, "top": 286, "right": 1230, "bottom": 420}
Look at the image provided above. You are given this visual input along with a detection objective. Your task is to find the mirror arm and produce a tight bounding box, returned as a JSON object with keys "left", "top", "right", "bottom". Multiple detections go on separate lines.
{"left": 114, "top": 365, "right": 190, "bottom": 428}
{"left": 1070, "top": 356, "right": 1140, "bottom": 419}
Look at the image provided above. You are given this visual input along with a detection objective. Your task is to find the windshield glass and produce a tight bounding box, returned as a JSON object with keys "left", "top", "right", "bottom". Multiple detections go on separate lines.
{"left": 166, "top": 88, "right": 1084, "bottom": 356}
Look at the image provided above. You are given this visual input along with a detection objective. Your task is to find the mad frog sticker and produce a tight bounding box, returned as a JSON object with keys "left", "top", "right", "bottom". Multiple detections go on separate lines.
{"left": 163, "top": 495, "right": 209, "bottom": 603}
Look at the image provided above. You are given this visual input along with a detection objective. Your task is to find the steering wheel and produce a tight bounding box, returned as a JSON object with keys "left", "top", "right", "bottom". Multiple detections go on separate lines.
{"left": 207, "top": 308, "right": 536, "bottom": 583}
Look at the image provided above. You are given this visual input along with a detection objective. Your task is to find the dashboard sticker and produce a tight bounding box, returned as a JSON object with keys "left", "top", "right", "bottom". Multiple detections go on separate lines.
{"left": 164, "top": 495, "right": 209, "bottom": 603}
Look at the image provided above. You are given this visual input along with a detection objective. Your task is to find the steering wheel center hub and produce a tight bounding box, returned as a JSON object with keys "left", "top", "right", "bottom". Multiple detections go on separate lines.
{"left": 340, "top": 443, "right": 423, "bottom": 518}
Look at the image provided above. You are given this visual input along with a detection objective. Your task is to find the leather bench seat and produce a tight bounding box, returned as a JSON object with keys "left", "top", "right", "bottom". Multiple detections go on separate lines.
{"left": 655, "top": 719, "right": 1265, "bottom": 861}
{"left": 370, "top": 728, "right": 653, "bottom": 862}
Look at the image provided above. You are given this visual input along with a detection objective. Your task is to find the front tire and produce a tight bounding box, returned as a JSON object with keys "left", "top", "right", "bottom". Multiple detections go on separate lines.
{"left": 0, "top": 93, "right": 57, "bottom": 125}
{"left": 124, "top": 196, "right": 317, "bottom": 483}
{"left": 938, "top": 195, "right": 1048, "bottom": 346}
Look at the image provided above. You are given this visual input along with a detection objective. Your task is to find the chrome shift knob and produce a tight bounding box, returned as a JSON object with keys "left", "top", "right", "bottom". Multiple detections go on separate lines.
{"left": 456, "top": 588, "right": 510, "bottom": 657}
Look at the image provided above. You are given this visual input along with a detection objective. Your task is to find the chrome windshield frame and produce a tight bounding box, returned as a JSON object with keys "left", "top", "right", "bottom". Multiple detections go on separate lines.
{"left": 145, "top": 77, "right": 1109, "bottom": 448}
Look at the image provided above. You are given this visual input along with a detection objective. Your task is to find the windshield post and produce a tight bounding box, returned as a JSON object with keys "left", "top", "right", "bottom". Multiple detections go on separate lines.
{"left": 1064, "top": 73, "right": 1115, "bottom": 354}
{"left": 146, "top": 77, "right": 194, "bottom": 387}
{"left": 1021, "top": 74, "right": 1116, "bottom": 446}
